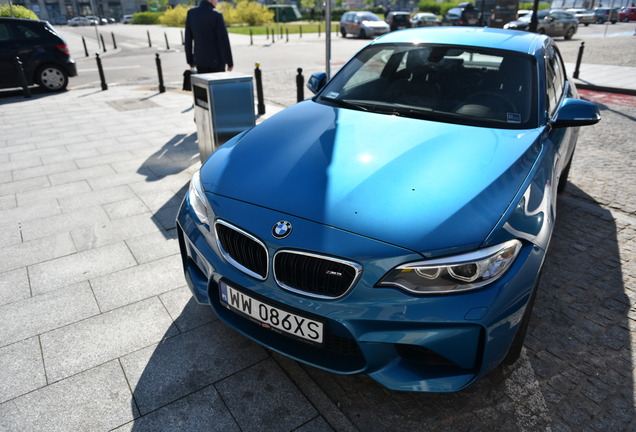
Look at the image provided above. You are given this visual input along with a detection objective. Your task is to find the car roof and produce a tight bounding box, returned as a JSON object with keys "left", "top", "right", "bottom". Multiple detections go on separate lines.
{"left": 372, "top": 27, "right": 547, "bottom": 55}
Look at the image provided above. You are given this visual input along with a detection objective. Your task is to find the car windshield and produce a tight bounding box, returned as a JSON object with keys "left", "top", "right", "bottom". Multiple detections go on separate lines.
{"left": 518, "top": 10, "right": 549, "bottom": 22}
{"left": 359, "top": 13, "right": 381, "bottom": 21}
{"left": 317, "top": 43, "right": 537, "bottom": 129}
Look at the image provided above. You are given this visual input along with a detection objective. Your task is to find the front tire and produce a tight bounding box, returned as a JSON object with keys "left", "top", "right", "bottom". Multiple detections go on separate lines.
{"left": 359, "top": 29, "right": 366, "bottom": 39}
{"left": 36, "top": 64, "right": 68, "bottom": 92}
{"left": 340, "top": 27, "right": 347, "bottom": 37}
{"left": 564, "top": 26, "right": 575, "bottom": 40}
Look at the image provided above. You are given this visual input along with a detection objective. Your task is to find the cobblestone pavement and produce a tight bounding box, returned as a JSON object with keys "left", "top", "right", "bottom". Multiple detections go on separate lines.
{"left": 293, "top": 95, "right": 636, "bottom": 431}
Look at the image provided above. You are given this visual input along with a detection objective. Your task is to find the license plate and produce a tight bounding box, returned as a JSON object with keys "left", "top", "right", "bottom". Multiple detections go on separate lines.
{"left": 220, "top": 281, "right": 324, "bottom": 344}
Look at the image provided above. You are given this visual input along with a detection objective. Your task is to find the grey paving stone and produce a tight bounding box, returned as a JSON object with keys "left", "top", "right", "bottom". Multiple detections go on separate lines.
{"left": 74, "top": 150, "right": 137, "bottom": 169}
{"left": 0, "top": 199, "right": 60, "bottom": 226}
{"left": 0, "top": 222, "right": 21, "bottom": 248}
{"left": 0, "top": 282, "right": 99, "bottom": 348}
{"left": 159, "top": 287, "right": 217, "bottom": 333}
{"left": 0, "top": 157, "right": 42, "bottom": 174}
{"left": 0, "top": 267, "right": 30, "bottom": 308}
{"left": 216, "top": 358, "right": 318, "bottom": 432}
{"left": 0, "top": 175, "right": 50, "bottom": 199}
{"left": 48, "top": 164, "right": 117, "bottom": 186}
{"left": 70, "top": 211, "right": 159, "bottom": 253}
{"left": 114, "top": 385, "right": 240, "bottom": 432}
{"left": 103, "top": 197, "right": 151, "bottom": 220}
{"left": 16, "top": 179, "right": 92, "bottom": 206}
{"left": 41, "top": 297, "right": 177, "bottom": 383}
{"left": 86, "top": 171, "right": 159, "bottom": 191}
{"left": 20, "top": 204, "right": 110, "bottom": 243}
{"left": 0, "top": 232, "right": 76, "bottom": 275}
{"left": 57, "top": 185, "right": 136, "bottom": 213}
{"left": 121, "top": 321, "right": 267, "bottom": 415}
{"left": 12, "top": 160, "right": 78, "bottom": 182}
{"left": 90, "top": 254, "right": 183, "bottom": 312}
{"left": 0, "top": 360, "right": 137, "bottom": 432}
{"left": 0, "top": 193, "right": 14, "bottom": 211}
{"left": 125, "top": 229, "right": 178, "bottom": 264}
{"left": 0, "top": 337, "right": 46, "bottom": 404}
{"left": 28, "top": 241, "right": 137, "bottom": 295}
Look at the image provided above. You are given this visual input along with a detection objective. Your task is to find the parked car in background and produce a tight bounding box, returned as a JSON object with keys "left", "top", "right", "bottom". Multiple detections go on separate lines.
{"left": 340, "top": 11, "right": 390, "bottom": 38}
{"left": 176, "top": 26, "right": 600, "bottom": 394}
{"left": 566, "top": 8, "right": 595, "bottom": 26}
{"left": 442, "top": 2, "right": 480, "bottom": 26}
{"left": 618, "top": 6, "right": 636, "bottom": 22}
{"left": 504, "top": 10, "right": 578, "bottom": 39}
{"left": 412, "top": 12, "right": 440, "bottom": 27}
{"left": 386, "top": 11, "right": 412, "bottom": 31}
{"left": 85, "top": 16, "right": 105, "bottom": 25}
{"left": 67, "top": 17, "right": 90, "bottom": 26}
{"left": 122, "top": 15, "right": 134, "bottom": 24}
{"left": 517, "top": 9, "right": 531, "bottom": 17}
{"left": 0, "top": 17, "right": 77, "bottom": 91}
{"left": 592, "top": 8, "right": 619, "bottom": 24}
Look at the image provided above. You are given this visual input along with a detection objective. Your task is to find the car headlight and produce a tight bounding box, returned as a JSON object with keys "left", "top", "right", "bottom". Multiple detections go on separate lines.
{"left": 377, "top": 240, "right": 522, "bottom": 294}
{"left": 187, "top": 170, "right": 210, "bottom": 226}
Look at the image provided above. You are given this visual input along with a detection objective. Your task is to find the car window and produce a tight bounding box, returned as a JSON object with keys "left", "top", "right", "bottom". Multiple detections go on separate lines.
{"left": 319, "top": 43, "right": 538, "bottom": 129}
{"left": 545, "top": 45, "right": 565, "bottom": 118}
{"left": 0, "top": 23, "right": 12, "bottom": 41}
{"left": 16, "top": 24, "right": 41, "bottom": 40}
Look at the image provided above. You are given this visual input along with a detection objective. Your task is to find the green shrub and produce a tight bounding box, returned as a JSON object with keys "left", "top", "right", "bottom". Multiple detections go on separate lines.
{"left": 132, "top": 11, "right": 163, "bottom": 24}
{"left": 440, "top": 2, "right": 461, "bottom": 16}
{"left": 158, "top": 5, "right": 190, "bottom": 27}
{"left": 0, "top": 4, "right": 39, "bottom": 19}
{"left": 418, "top": 1, "right": 441, "bottom": 15}
{"left": 236, "top": 0, "right": 274, "bottom": 26}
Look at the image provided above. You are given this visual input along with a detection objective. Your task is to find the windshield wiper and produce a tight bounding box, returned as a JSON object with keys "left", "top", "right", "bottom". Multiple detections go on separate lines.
{"left": 320, "top": 96, "right": 370, "bottom": 112}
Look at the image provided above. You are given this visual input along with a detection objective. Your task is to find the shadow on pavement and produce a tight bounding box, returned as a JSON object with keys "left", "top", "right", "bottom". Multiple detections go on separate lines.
{"left": 296, "top": 185, "right": 633, "bottom": 431}
{"left": 137, "top": 132, "right": 199, "bottom": 237}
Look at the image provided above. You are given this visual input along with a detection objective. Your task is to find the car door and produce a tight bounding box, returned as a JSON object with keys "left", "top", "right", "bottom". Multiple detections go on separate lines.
{"left": 544, "top": 43, "right": 575, "bottom": 183}
{"left": 0, "top": 21, "right": 21, "bottom": 89}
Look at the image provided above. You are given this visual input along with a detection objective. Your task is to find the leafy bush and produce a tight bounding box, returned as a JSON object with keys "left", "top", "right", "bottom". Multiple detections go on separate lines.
{"left": 219, "top": 0, "right": 273, "bottom": 26}
{"left": 519, "top": 2, "right": 550, "bottom": 10}
{"left": 158, "top": 5, "right": 190, "bottom": 27}
{"left": 132, "top": 11, "right": 163, "bottom": 24}
{"left": 0, "top": 4, "right": 39, "bottom": 19}
{"left": 418, "top": 0, "right": 441, "bottom": 15}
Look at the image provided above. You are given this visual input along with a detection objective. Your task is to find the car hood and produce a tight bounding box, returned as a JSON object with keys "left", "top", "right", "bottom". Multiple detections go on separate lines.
{"left": 201, "top": 101, "right": 541, "bottom": 255}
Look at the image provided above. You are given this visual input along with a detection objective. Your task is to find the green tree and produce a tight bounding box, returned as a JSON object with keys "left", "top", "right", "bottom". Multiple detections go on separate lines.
{"left": 301, "top": 0, "right": 317, "bottom": 9}
{"left": 0, "top": 4, "right": 39, "bottom": 19}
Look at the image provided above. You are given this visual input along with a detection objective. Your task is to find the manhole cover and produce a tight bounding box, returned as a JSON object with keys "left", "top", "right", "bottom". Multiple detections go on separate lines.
{"left": 107, "top": 98, "right": 159, "bottom": 112}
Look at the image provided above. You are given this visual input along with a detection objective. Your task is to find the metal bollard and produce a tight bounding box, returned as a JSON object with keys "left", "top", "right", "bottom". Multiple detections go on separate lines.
{"left": 272, "top": 28, "right": 275, "bottom": 44}
{"left": 111, "top": 32, "right": 117, "bottom": 50}
{"left": 100, "top": 34, "right": 107, "bottom": 52}
{"left": 296, "top": 67, "right": 304, "bottom": 103}
{"left": 573, "top": 42, "right": 585, "bottom": 79}
{"left": 181, "top": 29, "right": 184, "bottom": 45}
{"left": 250, "top": 29, "right": 253, "bottom": 45}
{"left": 299, "top": 25, "right": 302, "bottom": 38}
{"left": 95, "top": 53, "right": 108, "bottom": 91}
{"left": 318, "top": 24, "right": 321, "bottom": 38}
{"left": 156, "top": 53, "right": 165, "bottom": 93}
{"left": 254, "top": 62, "right": 265, "bottom": 115}
{"left": 147, "top": 30, "right": 152, "bottom": 48}
{"left": 266, "top": 27, "right": 269, "bottom": 40}
{"left": 286, "top": 28, "right": 289, "bottom": 42}
{"left": 280, "top": 26, "right": 283, "bottom": 40}
{"left": 14, "top": 57, "right": 31, "bottom": 98}
{"left": 164, "top": 32, "right": 170, "bottom": 50}
{"left": 82, "top": 36, "right": 89, "bottom": 57}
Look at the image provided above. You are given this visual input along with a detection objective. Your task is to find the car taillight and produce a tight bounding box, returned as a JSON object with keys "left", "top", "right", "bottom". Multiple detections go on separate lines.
{"left": 459, "top": 19, "right": 465, "bottom": 25}
{"left": 56, "top": 44, "right": 70, "bottom": 55}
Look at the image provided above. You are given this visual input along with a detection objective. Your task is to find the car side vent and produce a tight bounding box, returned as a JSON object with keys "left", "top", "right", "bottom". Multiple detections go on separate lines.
{"left": 274, "top": 251, "right": 361, "bottom": 299}
{"left": 215, "top": 221, "right": 268, "bottom": 280}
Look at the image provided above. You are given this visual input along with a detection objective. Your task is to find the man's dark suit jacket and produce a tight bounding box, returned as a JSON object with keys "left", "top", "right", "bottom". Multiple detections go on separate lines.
{"left": 185, "top": 1, "right": 233, "bottom": 70}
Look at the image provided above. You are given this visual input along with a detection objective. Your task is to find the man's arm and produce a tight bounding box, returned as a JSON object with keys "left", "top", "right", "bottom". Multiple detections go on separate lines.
{"left": 185, "top": 11, "right": 195, "bottom": 67}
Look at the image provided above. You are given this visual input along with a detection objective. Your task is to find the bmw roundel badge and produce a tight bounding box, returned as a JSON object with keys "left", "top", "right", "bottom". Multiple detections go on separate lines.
{"left": 272, "top": 220, "right": 292, "bottom": 239}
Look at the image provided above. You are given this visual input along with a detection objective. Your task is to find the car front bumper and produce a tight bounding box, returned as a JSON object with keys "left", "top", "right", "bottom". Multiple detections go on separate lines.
{"left": 176, "top": 195, "right": 545, "bottom": 393}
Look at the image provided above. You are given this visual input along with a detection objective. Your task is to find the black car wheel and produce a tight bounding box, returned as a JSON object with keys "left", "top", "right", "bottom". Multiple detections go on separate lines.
{"left": 359, "top": 29, "right": 366, "bottom": 39}
{"left": 36, "top": 64, "right": 68, "bottom": 92}
{"left": 623, "top": 17, "right": 629, "bottom": 22}
{"left": 596, "top": 17, "right": 604, "bottom": 24}
{"left": 564, "top": 26, "right": 575, "bottom": 40}
{"left": 537, "top": 28, "right": 545, "bottom": 34}
{"left": 340, "top": 27, "right": 347, "bottom": 37}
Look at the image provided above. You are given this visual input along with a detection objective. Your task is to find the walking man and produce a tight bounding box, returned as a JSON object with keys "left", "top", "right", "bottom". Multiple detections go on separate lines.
{"left": 185, "top": 0, "right": 233, "bottom": 73}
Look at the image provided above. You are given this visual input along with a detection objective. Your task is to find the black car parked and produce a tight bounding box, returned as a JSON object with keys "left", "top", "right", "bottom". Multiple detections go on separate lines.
{"left": 442, "top": 2, "right": 480, "bottom": 26}
{"left": 0, "top": 17, "right": 77, "bottom": 92}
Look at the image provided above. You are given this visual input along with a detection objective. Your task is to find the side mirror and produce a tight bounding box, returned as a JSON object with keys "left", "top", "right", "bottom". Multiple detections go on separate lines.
{"left": 551, "top": 98, "right": 601, "bottom": 128}
{"left": 307, "top": 72, "right": 327, "bottom": 95}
